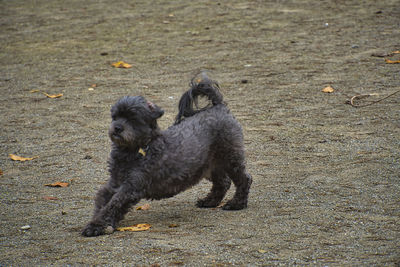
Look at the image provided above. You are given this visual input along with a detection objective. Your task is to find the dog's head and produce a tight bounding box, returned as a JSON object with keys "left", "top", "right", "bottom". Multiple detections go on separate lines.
{"left": 109, "top": 96, "right": 164, "bottom": 148}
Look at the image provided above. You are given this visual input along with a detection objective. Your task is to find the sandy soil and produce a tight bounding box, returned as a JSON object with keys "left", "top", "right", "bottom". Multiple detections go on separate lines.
{"left": 1, "top": 0, "right": 399, "bottom": 265}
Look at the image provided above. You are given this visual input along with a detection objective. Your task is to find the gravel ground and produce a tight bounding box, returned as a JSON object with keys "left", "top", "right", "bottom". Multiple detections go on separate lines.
{"left": 1, "top": 0, "right": 399, "bottom": 265}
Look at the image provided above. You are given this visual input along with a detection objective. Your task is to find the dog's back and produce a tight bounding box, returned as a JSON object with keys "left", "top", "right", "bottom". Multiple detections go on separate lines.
{"left": 175, "top": 73, "right": 224, "bottom": 124}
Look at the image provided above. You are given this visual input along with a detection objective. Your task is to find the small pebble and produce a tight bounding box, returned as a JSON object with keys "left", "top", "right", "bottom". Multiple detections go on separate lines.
{"left": 21, "top": 225, "right": 31, "bottom": 230}
{"left": 105, "top": 226, "right": 114, "bottom": 234}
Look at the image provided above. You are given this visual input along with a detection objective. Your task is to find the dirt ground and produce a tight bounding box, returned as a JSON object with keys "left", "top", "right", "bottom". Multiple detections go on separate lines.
{"left": 1, "top": 0, "right": 399, "bottom": 265}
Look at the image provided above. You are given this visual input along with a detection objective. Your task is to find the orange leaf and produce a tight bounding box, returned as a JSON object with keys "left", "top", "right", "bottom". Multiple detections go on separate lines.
{"left": 45, "top": 182, "right": 69, "bottom": 188}
{"left": 322, "top": 86, "right": 334, "bottom": 93}
{"left": 0, "top": 169, "right": 3, "bottom": 175}
{"left": 385, "top": 58, "right": 400, "bottom": 64}
{"left": 9, "top": 154, "right": 37, "bottom": 161}
{"left": 136, "top": 203, "right": 150, "bottom": 210}
{"left": 116, "top": 224, "right": 151, "bottom": 232}
{"left": 111, "top": 61, "right": 132, "bottom": 68}
{"left": 43, "top": 92, "right": 63, "bottom": 98}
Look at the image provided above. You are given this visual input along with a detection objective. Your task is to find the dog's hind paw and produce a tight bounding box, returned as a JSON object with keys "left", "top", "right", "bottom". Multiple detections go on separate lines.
{"left": 82, "top": 223, "right": 108, "bottom": 237}
{"left": 222, "top": 200, "right": 247, "bottom": 210}
{"left": 196, "top": 198, "right": 220, "bottom": 208}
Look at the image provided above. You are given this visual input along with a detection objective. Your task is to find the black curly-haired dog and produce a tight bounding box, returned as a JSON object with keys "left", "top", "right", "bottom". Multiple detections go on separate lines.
{"left": 82, "top": 74, "right": 252, "bottom": 237}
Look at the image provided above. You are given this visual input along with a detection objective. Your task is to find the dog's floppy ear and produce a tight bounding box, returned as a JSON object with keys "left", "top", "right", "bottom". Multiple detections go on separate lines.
{"left": 147, "top": 101, "right": 164, "bottom": 119}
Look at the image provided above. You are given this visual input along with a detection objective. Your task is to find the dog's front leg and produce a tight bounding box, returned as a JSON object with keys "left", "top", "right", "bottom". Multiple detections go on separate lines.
{"left": 82, "top": 183, "right": 144, "bottom": 237}
{"left": 93, "top": 185, "right": 116, "bottom": 214}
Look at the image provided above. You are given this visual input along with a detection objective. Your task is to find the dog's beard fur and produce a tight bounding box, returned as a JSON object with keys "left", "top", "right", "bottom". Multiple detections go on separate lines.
{"left": 108, "top": 121, "right": 136, "bottom": 148}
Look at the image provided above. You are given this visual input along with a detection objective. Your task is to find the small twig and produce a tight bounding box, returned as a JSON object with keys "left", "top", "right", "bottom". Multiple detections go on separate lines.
{"left": 348, "top": 89, "right": 400, "bottom": 108}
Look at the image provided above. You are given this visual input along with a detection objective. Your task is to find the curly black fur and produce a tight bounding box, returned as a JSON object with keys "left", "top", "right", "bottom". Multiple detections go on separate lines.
{"left": 175, "top": 73, "right": 223, "bottom": 124}
{"left": 82, "top": 75, "right": 252, "bottom": 237}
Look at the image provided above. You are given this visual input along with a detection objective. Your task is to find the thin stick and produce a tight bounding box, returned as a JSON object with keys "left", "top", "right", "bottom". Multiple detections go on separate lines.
{"left": 349, "top": 89, "right": 400, "bottom": 108}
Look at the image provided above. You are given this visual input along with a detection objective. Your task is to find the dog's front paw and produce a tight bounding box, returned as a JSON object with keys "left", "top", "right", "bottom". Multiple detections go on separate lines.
{"left": 82, "top": 223, "right": 113, "bottom": 237}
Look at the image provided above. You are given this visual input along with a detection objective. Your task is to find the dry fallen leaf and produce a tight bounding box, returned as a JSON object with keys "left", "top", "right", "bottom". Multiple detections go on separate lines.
{"left": 45, "top": 182, "right": 69, "bottom": 188}
{"left": 9, "top": 154, "right": 37, "bottom": 161}
{"left": 0, "top": 169, "right": 3, "bottom": 175}
{"left": 117, "top": 223, "right": 151, "bottom": 232}
{"left": 385, "top": 58, "right": 400, "bottom": 64}
{"left": 43, "top": 196, "right": 59, "bottom": 200}
{"left": 43, "top": 92, "right": 63, "bottom": 98}
{"left": 322, "top": 86, "right": 334, "bottom": 93}
{"left": 30, "top": 90, "right": 63, "bottom": 98}
{"left": 168, "top": 223, "right": 179, "bottom": 228}
{"left": 136, "top": 203, "right": 150, "bottom": 210}
{"left": 258, "top": 249, "right": 268, "bottom": 253}
{"left": 111, "top": 61, "right": 132, "bottom": 68}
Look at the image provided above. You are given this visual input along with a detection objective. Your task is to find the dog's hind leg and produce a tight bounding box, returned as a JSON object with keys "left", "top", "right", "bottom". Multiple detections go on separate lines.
{"left": 197, "top": 169, "right": 231, "bottom": 208}
{"left": 222, "top": 164, "right": 252, "bottom": 210}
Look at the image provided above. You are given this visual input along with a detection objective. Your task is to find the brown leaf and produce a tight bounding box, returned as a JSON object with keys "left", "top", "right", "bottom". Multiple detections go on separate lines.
{"left": 9, "top": 154, "right": 37, "bottom": 161}
{"left": 168, "top": 223, "right": 179, "bottom": 228}
{"left": 111, "top": 61, "right": 132, "bottom": 68}
{"left": 43, "top": 196, "right": 59, "bottom": 200}
{"left": 322, "top": 86, "right": 334, "bottom": 93}
{"left": 116, "top": 224, "right": 151, "bottom": 232}
{"left": 45, "top": 182, "right": 69, "bottom": 188}
{"left": 0, "top": 169, "right": 3, "bottom": 175}
{"left": 136, "top": 203, "right": 150, "bottom": 210}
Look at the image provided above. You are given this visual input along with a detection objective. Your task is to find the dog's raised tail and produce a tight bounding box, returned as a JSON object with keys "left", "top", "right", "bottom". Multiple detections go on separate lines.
{"left": 175, "top": 73, "right": 223, "bottom": 124}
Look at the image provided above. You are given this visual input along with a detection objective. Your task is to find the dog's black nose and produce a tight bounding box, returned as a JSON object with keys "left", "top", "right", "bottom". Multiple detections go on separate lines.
{"left": 114, "top": 125, "right": 123, "bottom": 134}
